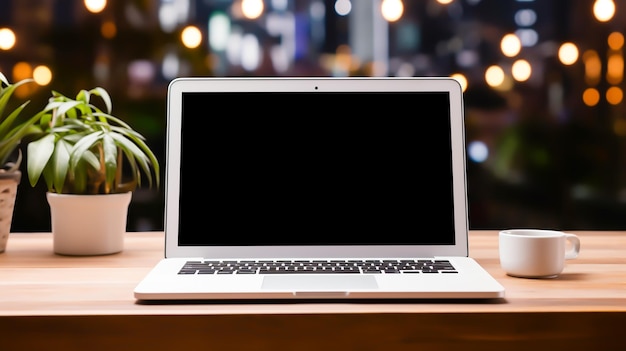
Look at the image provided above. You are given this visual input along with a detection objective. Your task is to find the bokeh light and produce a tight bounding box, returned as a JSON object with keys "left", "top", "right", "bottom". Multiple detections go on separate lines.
{"left": 468, "top": 141, "right": 489, "bottom": 163}
{"left": 583, "top": 88, "right": 601, "bottom": 106}
{"left": 558, "top": 42, "right": 579, "bottom": 65}
{"left": 84, "top": 0, "right": 106, "bottom": 13}
{"left": 33, "top": 65, "right": 52, "bottom": 86}
{"left": 593, "top": 0, "right": 615, "bottom": 22}
{"left": 335, "top": 0, "right": 351, "bottom": 16}
{"left": 512, "top": 59, "right": 532, "bottom": 82}
{"left": 381, "top": 0, "right": 404, "bottom": 22}
{"left": 501, "top": 34, "right": 521, "bottom": 57}
{"left": 485, "top": 65, "right": 505, "bottom": 87}
{"left": 606, "top": 86, "right": 623, "bottom": 105}
{"left": 0, "top": 28, "right": 16, "bottom": 50}
{"left": 181, "top": 26, "right": 203, "bottom": 49}
{"left": 242, "top": 0, "right": 264, "bottom": 19}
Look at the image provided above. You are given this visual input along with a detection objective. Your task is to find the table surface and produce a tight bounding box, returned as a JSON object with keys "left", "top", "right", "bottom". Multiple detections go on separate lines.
{"left": 1, "top": 230, "right": 625, "bottom": 350}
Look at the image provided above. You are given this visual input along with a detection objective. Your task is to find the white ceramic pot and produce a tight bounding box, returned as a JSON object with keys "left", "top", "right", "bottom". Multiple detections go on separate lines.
{"left": 46, "top": 192, "right": 132, "bottom": 256}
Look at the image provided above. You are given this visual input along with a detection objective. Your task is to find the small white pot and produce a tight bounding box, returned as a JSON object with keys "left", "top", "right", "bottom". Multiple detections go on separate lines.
{"left": 47, "top": 192, "right": 132, "bottom": 256}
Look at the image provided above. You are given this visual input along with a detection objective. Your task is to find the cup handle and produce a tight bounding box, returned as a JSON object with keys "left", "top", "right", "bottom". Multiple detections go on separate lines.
{"left": 564, "top": 233, "right": 580, "bottom": 259}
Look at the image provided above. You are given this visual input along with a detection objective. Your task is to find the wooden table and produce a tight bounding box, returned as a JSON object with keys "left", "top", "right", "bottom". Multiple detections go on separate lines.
{"left": 1, "top": 231, "right": 625, "bottom": 351}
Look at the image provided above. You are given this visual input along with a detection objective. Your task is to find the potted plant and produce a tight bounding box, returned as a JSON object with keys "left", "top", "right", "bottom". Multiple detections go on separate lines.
{"left": 0, "top": 72, "right": 42, "bottom": 253}
{"left": 27, "top": 86, "right": 160, "bottom": 255}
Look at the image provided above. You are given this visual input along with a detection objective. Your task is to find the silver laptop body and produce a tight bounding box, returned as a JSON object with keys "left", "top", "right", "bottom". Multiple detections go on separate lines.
{"left": 134, "top": 76, "right": 505, "bottom": 300}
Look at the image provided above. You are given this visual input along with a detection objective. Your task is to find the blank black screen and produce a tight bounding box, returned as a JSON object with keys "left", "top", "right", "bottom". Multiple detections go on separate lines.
{"left": 178, "top": 92, "right": 456, "bottom": 246}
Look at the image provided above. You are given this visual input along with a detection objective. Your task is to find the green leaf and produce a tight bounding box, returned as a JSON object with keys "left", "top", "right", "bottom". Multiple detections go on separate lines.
{"left": 56, "top": 101, "right": 82, "bottom": 119}
{"left": 89, "top": 87, "right": 113, "bottom": 114}
{"left": 0, "top": 72, "right": 8, "bottom": 86}
{"left": 51, "top": 139, "right": 72, "bottom": 193}
{"left": 109, "top": 132, "right": 155, "bottom": 187}
{"left": 102, "top": 133, "right": 118, "bottom": 189}
{"left": 27, "top": 134, "right": 56, "bottom": 187}
{"left": 69, "top": 131, "right": 104, "bottom": 171}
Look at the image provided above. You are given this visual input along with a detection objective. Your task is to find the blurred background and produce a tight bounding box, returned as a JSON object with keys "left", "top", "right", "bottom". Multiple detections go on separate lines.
{"left": 2, "top": 0, "right": 626, "bottom": 232}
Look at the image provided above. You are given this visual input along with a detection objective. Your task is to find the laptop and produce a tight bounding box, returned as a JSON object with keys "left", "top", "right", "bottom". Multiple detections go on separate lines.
{"left": 133, "top": 76, "right": 505, "bottom": 301}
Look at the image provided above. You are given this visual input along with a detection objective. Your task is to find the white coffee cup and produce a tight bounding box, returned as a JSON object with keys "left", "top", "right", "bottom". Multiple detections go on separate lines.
{"left": 499, "top": 229, "right": 580, "bottom": 278}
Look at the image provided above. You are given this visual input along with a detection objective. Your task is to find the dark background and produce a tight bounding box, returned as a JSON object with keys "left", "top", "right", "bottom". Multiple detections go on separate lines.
{"left": 2, "top": 0, "right": 626, "bottom": 232}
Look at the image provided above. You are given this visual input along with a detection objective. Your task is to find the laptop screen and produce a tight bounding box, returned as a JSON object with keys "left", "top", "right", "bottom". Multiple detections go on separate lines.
{"left": 177, "top": 91, "right": 456, "bottom": 246}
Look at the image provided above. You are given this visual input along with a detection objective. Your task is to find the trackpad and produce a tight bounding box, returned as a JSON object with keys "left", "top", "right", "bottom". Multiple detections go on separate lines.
{"left": 262, "top": 275, "right": 378, "bottom": 291}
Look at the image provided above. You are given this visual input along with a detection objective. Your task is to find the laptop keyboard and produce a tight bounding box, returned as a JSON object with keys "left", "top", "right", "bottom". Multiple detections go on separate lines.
{"left": 178, "top": 259, "right": 458, "bottom": 275}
